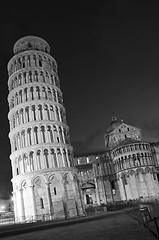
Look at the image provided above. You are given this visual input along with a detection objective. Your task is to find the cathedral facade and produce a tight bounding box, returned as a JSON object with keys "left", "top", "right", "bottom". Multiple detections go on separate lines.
{"left": 7, "top": 36, "right": 83, "bottom": 222}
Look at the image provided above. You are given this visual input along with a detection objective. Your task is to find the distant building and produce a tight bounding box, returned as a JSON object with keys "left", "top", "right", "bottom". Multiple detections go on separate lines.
{"left": 7, "top": 36, "right": 84, "bottom": 222}
{"left": 74, "top": 117, "right": 159, "bottom": 208}
{"left": 74, "top": 151, "right": 121, "bottom": 207}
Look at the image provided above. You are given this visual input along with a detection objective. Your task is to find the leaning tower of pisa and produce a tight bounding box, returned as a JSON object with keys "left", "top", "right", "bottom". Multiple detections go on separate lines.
{"left": 7, "top": 36, "right": 84, "bottom": 222}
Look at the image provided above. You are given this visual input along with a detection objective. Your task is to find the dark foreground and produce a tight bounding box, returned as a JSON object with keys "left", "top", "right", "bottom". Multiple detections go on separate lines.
{"left": 0, "top": 212, "right": 156, "bottom": 240}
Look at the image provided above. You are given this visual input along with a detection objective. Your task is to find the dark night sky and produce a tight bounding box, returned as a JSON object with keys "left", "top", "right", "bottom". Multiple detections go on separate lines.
{"left": 0, "top": 0, "right": 159, "bottom": 198}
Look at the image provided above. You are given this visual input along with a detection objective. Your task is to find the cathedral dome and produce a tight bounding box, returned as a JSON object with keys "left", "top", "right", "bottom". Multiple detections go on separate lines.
{"left": 107, "top": 117, "right": 122, "bottom": 133}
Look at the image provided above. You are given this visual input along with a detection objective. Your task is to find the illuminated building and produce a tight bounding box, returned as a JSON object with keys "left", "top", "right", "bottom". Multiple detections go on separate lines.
{"left": 7, "top": 36, "right": 83, "bottom": 222}
{"left": 105, "top": 117, "right": 159, "bottom": 201}
{"left": 74, "top": 118, "right": 159, "bottom": 208}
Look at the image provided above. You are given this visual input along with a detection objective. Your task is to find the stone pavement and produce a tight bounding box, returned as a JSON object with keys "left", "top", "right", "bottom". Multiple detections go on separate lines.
{"left": 0, "top": 211, "right": 156, "bottom": 240}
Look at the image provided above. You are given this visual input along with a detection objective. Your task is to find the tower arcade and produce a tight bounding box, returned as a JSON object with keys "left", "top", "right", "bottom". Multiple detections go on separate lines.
{"left": 7, "top": 36, "right": 83, "bottom": 221}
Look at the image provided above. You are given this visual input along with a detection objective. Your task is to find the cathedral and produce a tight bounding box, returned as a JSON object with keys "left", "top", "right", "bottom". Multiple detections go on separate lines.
{"left": 7, "top": 36, "right": 159, "bottom": 222}
{"left": 74, "top": 117, "right": 159, "bottom": 207}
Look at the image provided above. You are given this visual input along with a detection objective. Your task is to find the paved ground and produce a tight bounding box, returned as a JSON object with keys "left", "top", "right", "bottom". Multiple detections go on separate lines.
{"left": 0, "top": 212, "right": 156, "bottom": 240}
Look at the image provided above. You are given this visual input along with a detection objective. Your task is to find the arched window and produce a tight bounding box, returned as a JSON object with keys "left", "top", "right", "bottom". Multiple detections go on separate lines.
{"left": 39, "top": 55, "right": 43, "bottom": 67}
{"left": 38, "top": 104, "right": 43, "bottom": 120}
{"left": 34, "top": 70, "right": 38, "bottom": 81}
{"left": 51, "top": 148, "right": 58, "bottom": 167}
{"left": 27, "top": 128, "right": 32, "bottom": 145}
{"left": 48, "top": 87, "right": 52, "bottom": 100}
{"left": 21, "top": 130, "right": 26, "bottom": 147}
{"left": 41, "top": 126, "right": 46, "bottom": 143}
{"left": 37, "top": 150, "right": 41, "bottom": 169}
{"left": 44, "top": 149, "right": 49, "bottom": 168}
{"left": 19, "top": 90, "right": 23, "bottom": 103}
{"left": 47, "top": 125, "right": 54, "bottom": 142}
{"left": 59, "top": 126, "right": 64, "bottom": 143}
{"left": 30, "top": 86, "right": 34, "bottom": 100}
{"left": 44, "top": 104, "right": 50, "bottom": 120}
{"left": 29, "top": 151, "right": 34, "bottom": 171}
{"left": 34, "top": 126, "right": 39, "bottom": 144}
{"left": 32, "top": 105, "right": 36, "bottom": 121}
{"left": 24, "top": 88, "right": 28, "bottom": 101}
{"left": 42, "top": 86, "right": 47, "bottom": 100}
{"left": 36, "top": 86, "right": 41, "bottom": 99}
{"left": 63, "top": 149, "right": 68, "bottom": 167}
{"left": 28, "top": 71, "right": 32, "bottom": 82}
{"left": 25, "top": 106, "right": 30, "bottom": 122}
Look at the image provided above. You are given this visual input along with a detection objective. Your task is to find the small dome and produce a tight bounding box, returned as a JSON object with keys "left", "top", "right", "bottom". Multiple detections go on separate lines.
{"left": 107, "top": 117, "right": 122, "bottom": 133}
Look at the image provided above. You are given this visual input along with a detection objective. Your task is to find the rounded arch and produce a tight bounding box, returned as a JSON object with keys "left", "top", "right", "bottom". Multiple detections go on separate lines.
{"left": 31, "top": 174, "right": 47, "bottom": 186}
{"left": 20, "top": 179, "right": 28, "bottom": 190}
{"left": 48, "top": 172, "right": 62, "bottom": 183}
{"left": 136, "top": 168, "right": 144, "bottom": 174}
{"left": 63, "top": 172, "right": 74, "bottom": 182}
{"left": 144, "top": 166, "right": 151, "bottom": 173}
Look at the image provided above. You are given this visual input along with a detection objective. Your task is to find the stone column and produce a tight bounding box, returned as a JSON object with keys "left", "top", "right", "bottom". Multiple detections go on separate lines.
{"left": 17, "top": 188, "right": 25, "bottom": 222}
{"left": 45, "top": 183, "right": 53, "bottom": 219}
{"left": 101, "top": 179, "right": 107, "bottom": 204}
{"left": 61, "top": 180, "right": 69, "bottom": 218}
{"left": 30, "top": 185, "right": 37, "bottom": 219}
{"left": 94, "top": 177, "right": 100, "bottom": 204}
